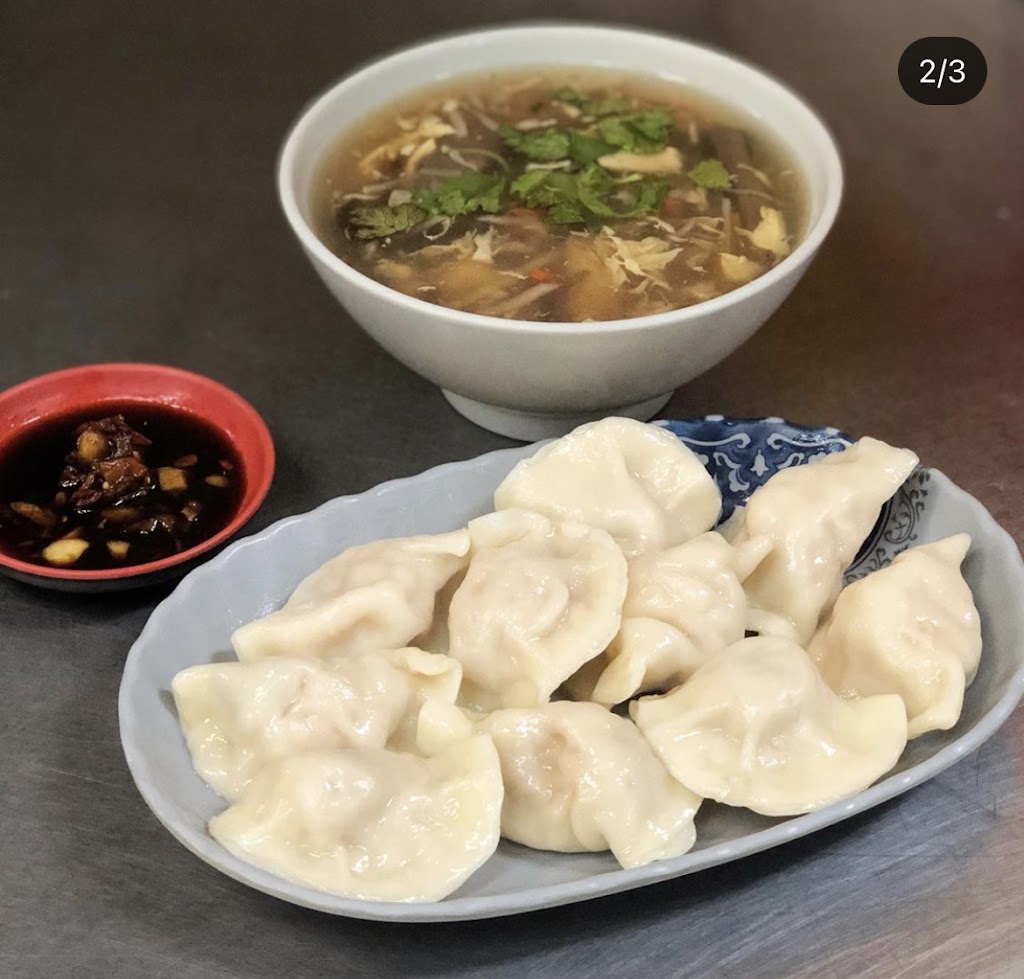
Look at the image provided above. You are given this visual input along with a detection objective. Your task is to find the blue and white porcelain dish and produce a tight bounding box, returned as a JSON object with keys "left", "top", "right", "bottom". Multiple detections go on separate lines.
{"left": 655, "top": 416, "right": 925, "bottom": 576}
{"left": 656, "top": 415, "right": 852, "bottom": 523}
{"left": 118, "top": 417, "right": 1024, "bottom": 922}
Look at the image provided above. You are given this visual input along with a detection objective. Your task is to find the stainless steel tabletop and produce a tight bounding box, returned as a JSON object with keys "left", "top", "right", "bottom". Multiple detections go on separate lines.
{"left": 3, "top": 1, "right": 1022, "bottom": 976}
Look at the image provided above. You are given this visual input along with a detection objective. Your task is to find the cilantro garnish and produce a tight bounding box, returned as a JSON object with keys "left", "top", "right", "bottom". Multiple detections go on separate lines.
{"left": 568, "top": 132, "right": 617, "bottom": 165}
{"left": 574, "top": 166, "right": 621, "bottom": 218}
{"left": 584, "top": 98, "right": 632, "bottom": 117}
{"left": 551, "top": 86, "right": 583, "bottom": 105}
{"left": 499, "top": 124, "right": 572, "bottom": 162}
{"left": 502, "top": 127, "right": 618, "bottom": 167}
{"left": 630, "top": 180, "right": 669, "bottom": 214}
{"left": 413, "top": 172, "right": 506, "bottom": 217}
{"left": 629, "top": 109, "right": 674, "bottom": 142}
{"left": 349, "top": 203, "right": 429, "bottom": 239}
{"left": 551, "top": 87, "right": 631, "bottom": 117}
{"left": 547, "top": 201, "right": 586, "bottom": 224}
{"left": 348, "top": 174, "right": 505, "bottom": 239}
{"left": 511, "top": 165, "right": 666, "bottom": 225}
{"left": 502, "top": 105, "right": 674, "bottom": 163}
{"left": 509, "top": 169, "right": 561, "bottom": 202}
{"left": 597, "top": 109, "right": 673, "bottom": 154}
{"left": 349, "top": 98, "right": 678, "bottom": 238}
{"left": 687, "top": 158, "right": 732, "bottom": 190}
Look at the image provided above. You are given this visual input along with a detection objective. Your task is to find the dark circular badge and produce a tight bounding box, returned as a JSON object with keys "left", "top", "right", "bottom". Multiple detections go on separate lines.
{"left": 898, "top": 37, "right": 987, "bottom": 105}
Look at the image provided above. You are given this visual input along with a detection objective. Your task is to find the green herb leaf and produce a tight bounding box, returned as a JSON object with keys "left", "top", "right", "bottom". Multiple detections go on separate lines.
{"left": 510, "top": 171, "right": 578, "bottom": 209}
{"left": 547, "top": 200, "right": 587, "bottom": 224}
{"left": 551, "top": 86, "right": 584, "bottom": 106}
{"left": 510, "top": 164, "right": 666, "bottom": 225}
{"left": 567, "top": 131, "right": 617, "bottom": 166}
{"left": 587, "top": 167, "right": 667, "bottom": 219}
{"left": 581, "top": 97, "right": 631, "bottom": 117}
{"left": 348, "top": 173, "right": 506, "bottom": 239}
{"left": 349, "top": 203, "right": 429, "bottom": 239}
{"left": 595, "top": 117, "right": 637, "bottom": 151}
{"left": 597, "top": 108, "right": 673, "bottom": 154}
{"left": 509, "top": 170, "right": 553, "bottom": 199}
{"left": 687, "top": 158, "right": 732, "bottom": 190}
{"left": 499, "top": 124, "right": 572, "bottom": 161}
{"left": 631, "top": 179, "right": 669, "bottom": 214}
{"left": 413, "top": 172, "right": 506, "bottom": 217}
{"left": 551, "top": 87, "right": 630, "bottom": 117}
{"left": 574, "top": 166, "right": 618, "bottom": 217}
{"left": 629, "top": 108, "right": 673, "bottom": 142}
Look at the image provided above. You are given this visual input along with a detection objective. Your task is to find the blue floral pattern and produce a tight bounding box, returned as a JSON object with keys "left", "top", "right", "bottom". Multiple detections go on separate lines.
{"left": 846, "top": 470, "right": 931, "bottom": 579}
{"left": 655, "top": 417, "right": 927, "bottom": 578}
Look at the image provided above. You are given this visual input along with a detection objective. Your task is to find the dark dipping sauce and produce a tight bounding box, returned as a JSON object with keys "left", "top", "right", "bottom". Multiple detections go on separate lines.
{"left": 0, "top": 404, "right": 243, "bottom": 571}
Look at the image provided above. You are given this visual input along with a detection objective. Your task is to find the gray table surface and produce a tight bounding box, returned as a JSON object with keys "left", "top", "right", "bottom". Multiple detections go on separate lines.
{"left": 3, "top": 1, "right": 1023, "bottom": 976}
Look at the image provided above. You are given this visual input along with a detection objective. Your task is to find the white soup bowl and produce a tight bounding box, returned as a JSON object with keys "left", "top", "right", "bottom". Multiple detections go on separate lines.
{"left": 278, "top": 24, "right": 843, "bottom": 439}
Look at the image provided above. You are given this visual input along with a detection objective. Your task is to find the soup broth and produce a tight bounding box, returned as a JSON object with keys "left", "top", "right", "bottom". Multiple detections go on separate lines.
{"left": 312, "top": 69, "right": 804, "bottom": 322}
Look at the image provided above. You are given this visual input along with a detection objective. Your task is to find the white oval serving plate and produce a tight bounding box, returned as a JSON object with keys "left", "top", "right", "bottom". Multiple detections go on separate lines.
{"left": 119, "top": 418, "right": 1024, "bottom": 922}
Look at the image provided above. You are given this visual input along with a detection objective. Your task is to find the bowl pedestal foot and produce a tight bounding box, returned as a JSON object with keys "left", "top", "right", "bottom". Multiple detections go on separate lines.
{"left": 441, "top": 390, "right": 674, "bottom": 441}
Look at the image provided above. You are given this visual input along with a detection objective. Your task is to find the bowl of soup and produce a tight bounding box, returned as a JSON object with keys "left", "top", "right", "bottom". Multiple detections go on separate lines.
{"left": 279, "top": 24, "right": 842, "bottom": 439}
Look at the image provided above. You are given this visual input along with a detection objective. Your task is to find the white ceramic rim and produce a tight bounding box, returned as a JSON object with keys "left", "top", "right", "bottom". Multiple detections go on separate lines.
{"left": 277, "top": 22, "right": 844, "bottom": 335}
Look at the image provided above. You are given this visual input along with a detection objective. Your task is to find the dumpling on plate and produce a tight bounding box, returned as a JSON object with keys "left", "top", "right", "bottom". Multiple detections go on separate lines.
{"left": 571, "top": 531, "right": 771, "bottom": 705}
{"left": 631, "top": 635, "right": 908, "bottom": 816}
{"left": 208, "top": 729, "right": 503, "bottom": 903}
{"left": 231, "top": 529, "right": 470, "bottom": 662}
{"left": 172, "top": 647, "right": 462, "bottom": 800}
{"left": 730, "top": 437, "right": 919, "bottom": 643}
{"left": 447, "top": 509, "right": 627, "bottom": 709}
{"left": 467, "top": 701, "right": 700, "bottom": 868}
{"left": 810, "top": 535, "right": 981, "bottom": 738}
{"left": 493, "top": 417, "right": 721, "bottom": 559}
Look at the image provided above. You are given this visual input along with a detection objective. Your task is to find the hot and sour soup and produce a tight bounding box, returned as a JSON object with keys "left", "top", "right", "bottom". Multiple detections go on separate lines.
{"left": 312, "top": 69, "right": 805, "bottom": 322}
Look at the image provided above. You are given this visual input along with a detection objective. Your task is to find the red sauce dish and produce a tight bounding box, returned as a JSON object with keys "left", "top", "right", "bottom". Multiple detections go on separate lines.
{"left": 0, "top": 363, "right": 274, "bottom": 591}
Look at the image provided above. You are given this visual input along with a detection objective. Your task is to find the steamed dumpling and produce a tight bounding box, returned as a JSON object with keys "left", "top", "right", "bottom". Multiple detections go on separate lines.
{"left": 577, "top": 531, "right": 770, "bottom": 705}
{"left": 231, "top": 529, "right": 470, "bottom": 661}
{"left": 172, "top": 647, "right": 462, "bottom": 800}
{"left": 493, "top": 417, "right": 721, "bottom": 558}
{"left": 447, "top": 509, "right": 627, "bottom": 709}
{"left": 208, "top": 734, "right": 503, "bottom": 903}
{"left": 732, "top": 437, "right": 919, "bottom": 643}
{"left": 810, "top": 535, "right": 981, "bottom": 738}
{"left": 632, "top": 636, "right": 908, "bottom": 816}
{"left": 476, "top": 701, "right": 701, "bottom": 868}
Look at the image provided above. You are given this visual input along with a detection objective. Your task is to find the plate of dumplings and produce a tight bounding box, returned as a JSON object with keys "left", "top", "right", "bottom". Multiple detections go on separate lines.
{"left": 119, "top": 416, "right": 1024, "bottom": 921}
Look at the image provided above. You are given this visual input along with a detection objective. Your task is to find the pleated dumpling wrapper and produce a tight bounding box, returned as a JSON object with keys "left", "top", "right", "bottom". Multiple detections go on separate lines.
{"left": 467, "top": 701, "right": 701, "bottom": 869}
{"left": 208, "top": 714, "right": 503, "bottom": 903}
{"left": 572, "top": 531, "right": 771, "bottom": 706}
{"left": 172, "top": 647, "right": 462, "bottom": 800}
{"left": 231, "top": 529, "right": 470, "bottom": 662}
{"left": 493, "top": 417, "right": 721, "bottom": 559}
{"left": 730, "top": 437, "right": 919, "bottom": 644}
{"left": 447, "top": 509, "right": 627, "bottom": 709}
{"left": 632, "top": 636, "right": 908, "bottom": 816}
{"left": 810, "top": 534, "right": 981, "bottom": 739}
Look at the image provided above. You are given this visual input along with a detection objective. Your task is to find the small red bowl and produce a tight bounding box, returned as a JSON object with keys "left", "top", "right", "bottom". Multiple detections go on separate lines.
{"left": 0, "top": 363, "right": 275, "bottom": 592}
